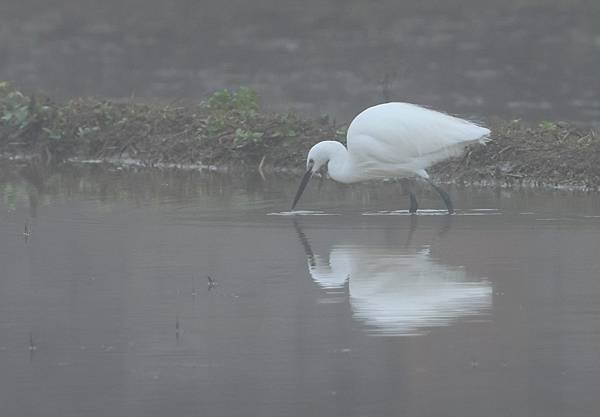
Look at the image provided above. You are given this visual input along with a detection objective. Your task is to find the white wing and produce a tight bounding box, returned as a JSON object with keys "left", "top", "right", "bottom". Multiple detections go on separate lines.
{"left": 348, "top": 248, "right": 492, "bottom": 335}
{"left": 305, "top": 244, "right": 492, "bottom": 336}
{"left": 346, "top": 102, "right": 490, "bottom": 177}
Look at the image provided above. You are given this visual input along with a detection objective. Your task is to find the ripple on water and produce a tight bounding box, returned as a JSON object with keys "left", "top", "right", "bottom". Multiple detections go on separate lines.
{"left": 362, "top": 209, "right": 502, "bottom": 216}
{"left": 267, "top": 211, "right": 341, "bottom": 216}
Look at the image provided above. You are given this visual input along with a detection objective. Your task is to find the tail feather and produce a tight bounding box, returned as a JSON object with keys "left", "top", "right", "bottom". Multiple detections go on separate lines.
{"left": 478, "top": 128, "right": 492, "bottom": 145}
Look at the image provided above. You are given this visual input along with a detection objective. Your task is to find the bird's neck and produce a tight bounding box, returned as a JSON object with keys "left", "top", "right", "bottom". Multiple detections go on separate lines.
{"left": 327, "top": 145, "right": 361, "bottom": 184}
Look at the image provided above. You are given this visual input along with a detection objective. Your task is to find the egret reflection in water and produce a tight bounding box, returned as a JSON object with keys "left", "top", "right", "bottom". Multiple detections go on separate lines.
{"left": 294, "top": 220, "right": 492, "bottom": 336}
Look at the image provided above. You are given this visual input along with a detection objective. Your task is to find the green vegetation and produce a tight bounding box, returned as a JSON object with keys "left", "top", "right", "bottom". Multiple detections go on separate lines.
{"left": 0, "top": 83, "right": 335, "bottom": 166}
{"left": 0, "top": 82, "right": 30, "bottom": 127}
{"left": 2, "top": 83, "right": 600, "bottom": 189}
{"left": 539, "top": 121, "right": 558, "bottom": 131}
{"left": 206, "top": 87, "right": 259, "bottom": 113}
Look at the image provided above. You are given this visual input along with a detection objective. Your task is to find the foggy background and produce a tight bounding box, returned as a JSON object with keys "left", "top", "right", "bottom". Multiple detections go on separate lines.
{"left": 1, "top": 0, "right": 599, "bottom": 123}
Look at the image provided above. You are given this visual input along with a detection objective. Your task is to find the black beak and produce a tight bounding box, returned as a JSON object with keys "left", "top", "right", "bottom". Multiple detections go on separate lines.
{"left": 291, "top": 165, "right": 313, "bottom": 210}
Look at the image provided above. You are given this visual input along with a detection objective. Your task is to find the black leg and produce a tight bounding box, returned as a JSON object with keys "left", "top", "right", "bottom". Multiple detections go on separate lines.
{"left": 400, "top": 178, "right": 419, "bottom": 214}
{"left": 426, "top": 178, "right": 455, "bottom": 214}
{"left": 409, "top": 191, "right": 418, "bottom": 214}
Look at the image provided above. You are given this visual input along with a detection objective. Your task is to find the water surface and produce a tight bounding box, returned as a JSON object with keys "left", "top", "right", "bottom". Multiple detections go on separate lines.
{"left": 1, "top": 163, "right": 600, "bottom": 417}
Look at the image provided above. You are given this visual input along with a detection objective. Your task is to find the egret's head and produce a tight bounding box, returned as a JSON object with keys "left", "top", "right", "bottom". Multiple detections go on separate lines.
{"left": 306, "top": 142, "right": 333, "bottom": 174}
{"left": 291, "top": 141, "right": 340, "bottom": 210}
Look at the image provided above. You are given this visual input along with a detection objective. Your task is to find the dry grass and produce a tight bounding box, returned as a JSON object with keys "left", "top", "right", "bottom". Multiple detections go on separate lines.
{"left": 2, "top": 84, "right": 600, "bottom": 189}
{"left": 432, "top": 119, "right": 600, "bottom": 188}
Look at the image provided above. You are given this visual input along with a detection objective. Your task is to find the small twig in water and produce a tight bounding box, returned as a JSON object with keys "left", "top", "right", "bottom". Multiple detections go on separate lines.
{"left": 29, "top": 332, "right": 36, "bottom": 350}
{"left": 23, "top": 222, "right": 31, "bottom": 239}
{"left": 207, "top": 275, "right": 217, "bottom": 291}
{"left": 258, "top": 155, "right": 266, "bottom": 180}
{"left": 29, "top": 331, "right": 37, "bottom": 362}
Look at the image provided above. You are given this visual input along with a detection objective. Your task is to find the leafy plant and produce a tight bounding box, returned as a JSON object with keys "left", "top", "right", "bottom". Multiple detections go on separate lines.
{"left": 206, "top": 86, "right": 259, "bottom": 113}
{"left": 206, "top": 89, "right": 233, "bottom": 111}
{"left": 539, "top": 121, "right": 557, "bottom": 131}
{"left": 77, "top": 126, "right": 100, "bottom": 138}
{"left": 234, "top": 128, "right": 264, "bottom": 146}
{"left": 335, "top": 126, "right": 348, "bottom": 140}
{"left": 0, "top": 81, "right": 30, "bottom": 128}
{"left": 42, "top": 127, "right": 62, "bottom": 140}
{"left": 204, "top": 116, "right": 227, "bottom": 136}
{"left": 272, "top": 127, "right": 298, "bottom": 138}
{"left": 231, "top": 86, "right": 258, "bottom": 112}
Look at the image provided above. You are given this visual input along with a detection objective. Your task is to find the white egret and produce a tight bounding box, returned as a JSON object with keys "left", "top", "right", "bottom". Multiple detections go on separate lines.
{"left": 293, "top": 221, "right": 492, "bottom": 336}
{"left": 309, "top": 246, "right": 492, "bottom": 335}
{"left": 291, "top": 102, "right": 491, "bottom": 214}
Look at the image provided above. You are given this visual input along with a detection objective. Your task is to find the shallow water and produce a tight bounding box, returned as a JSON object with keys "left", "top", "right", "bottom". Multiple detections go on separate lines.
{"left": 2, "top": 163, "right": 600, "bottom": 417}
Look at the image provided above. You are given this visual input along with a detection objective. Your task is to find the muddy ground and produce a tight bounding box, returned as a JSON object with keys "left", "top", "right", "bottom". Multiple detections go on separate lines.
{"left": 1, "top": 84, "right": 599, "bottom": 189}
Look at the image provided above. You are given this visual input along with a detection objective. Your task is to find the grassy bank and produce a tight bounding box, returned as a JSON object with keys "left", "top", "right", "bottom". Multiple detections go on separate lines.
{"left": 1, "top": 82, "right": 599, "bottom": 189}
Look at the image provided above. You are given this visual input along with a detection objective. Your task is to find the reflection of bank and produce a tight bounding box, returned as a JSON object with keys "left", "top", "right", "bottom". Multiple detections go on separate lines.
{"left": 295, "top": 221, "right": 492, "bottom": 336}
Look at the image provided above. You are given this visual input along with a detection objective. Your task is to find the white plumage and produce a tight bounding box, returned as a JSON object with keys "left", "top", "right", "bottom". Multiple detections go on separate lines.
{"left": 299, "top": 239, "right": 492, "bottom": 336}
{"left": 291, "top": 102, "right": 491, "bottom": 213}
{"left": 346, "top": 103, "right": 490, "bottom": 181}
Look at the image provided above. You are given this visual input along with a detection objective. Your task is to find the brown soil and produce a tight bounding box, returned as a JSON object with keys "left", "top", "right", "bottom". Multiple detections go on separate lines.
{"left": 1, "top": 85, "right": 599, "bottom": 189}
{"left": 432, "top": 119, "right": 600, "bottom": 189}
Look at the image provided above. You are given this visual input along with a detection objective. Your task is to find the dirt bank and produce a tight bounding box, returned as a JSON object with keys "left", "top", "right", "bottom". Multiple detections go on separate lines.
{"left": 1, "top": 83, "right": 599, "bottom": 189}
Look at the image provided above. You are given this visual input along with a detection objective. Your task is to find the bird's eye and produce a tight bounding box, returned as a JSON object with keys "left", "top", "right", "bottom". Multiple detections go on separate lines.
{"left": 308, "top": 159, "right": 314, "bottom": 164}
